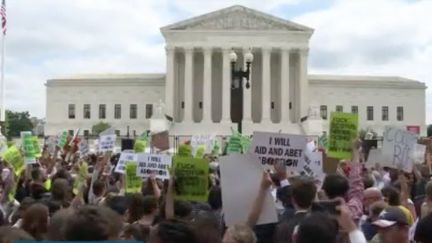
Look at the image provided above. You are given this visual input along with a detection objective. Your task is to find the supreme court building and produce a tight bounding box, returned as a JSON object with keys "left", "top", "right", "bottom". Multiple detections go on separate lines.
{"left": 45, "top": 5, "right": 427, "bottom": 137}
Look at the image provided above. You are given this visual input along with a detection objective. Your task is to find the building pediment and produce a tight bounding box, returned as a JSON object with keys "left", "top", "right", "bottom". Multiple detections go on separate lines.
{"left": 161, "top": 5, "right": 313, "bottom": 32}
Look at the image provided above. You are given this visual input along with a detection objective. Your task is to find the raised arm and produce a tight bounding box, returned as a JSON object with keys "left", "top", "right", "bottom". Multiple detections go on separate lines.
{"left": 347, "top": 139, "right": 364, "bottom": 222}
{"left": 246, "top": 171, "right": 272, "bottom": 227}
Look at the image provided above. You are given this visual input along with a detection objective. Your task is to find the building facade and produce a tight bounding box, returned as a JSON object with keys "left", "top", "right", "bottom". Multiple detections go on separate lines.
{"left": 45, "top": 5, "right": 427, "bottom": 136}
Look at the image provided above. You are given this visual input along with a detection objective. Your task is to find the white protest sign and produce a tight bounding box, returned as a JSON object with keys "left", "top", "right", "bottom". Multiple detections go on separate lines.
{"left": 219, "top": 153, "right": 278, "bottom": 226}
{"left": 249, "top": 131, "right": 308, "bottom": 172}
{"left": 99, "top": 128, "right": 117, "bottom": 152}
{"left": 383, "top": 127, "right": 417, "bottom": 172}
{"left": 136, "top": 153, "right": 172, "bottom": 180}
{"left": 302, "top": 152, "right": 324, "bottom": 178}
{"left": 191, "top": 135, "right": 215, "bottom": 154}
{"left": 115, "top": 150, "right": 136, "bottom": 174}
{"left": 413, "top": 144, "right": 426, "bottom": 164}
{"left": 79, "top": 141, "right": 89, "bottom": 155}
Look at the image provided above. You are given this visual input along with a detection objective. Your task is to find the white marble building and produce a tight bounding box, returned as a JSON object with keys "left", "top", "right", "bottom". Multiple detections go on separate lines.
{"left": 45, "top": 5, "right": 427, "bottom": 136}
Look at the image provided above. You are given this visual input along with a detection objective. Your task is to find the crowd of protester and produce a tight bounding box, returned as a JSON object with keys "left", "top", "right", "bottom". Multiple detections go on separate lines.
{"left": 0, "top": 137, "right": 431, "bottom": 243}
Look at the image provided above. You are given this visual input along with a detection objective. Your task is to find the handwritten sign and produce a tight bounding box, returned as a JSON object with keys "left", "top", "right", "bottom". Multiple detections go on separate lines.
{"left": 137, "top": 154, "right": 172, "bottom": 180}
{"left": 3, "top": 146, "right": 24, "bottom": 171}
{"left": 99, "top": 128, "right": 117, "bottom": 152}
{"left": 302, "top": 152, "right": 325, "bottom": 188}
{"left": 79, "top": 141, "right": 89, "bottom": 155}
{"left": 125, "top": 161, "right": 142, "bottom": 193}
{"left": 115, "top": 151, "right": 137, "bottom": 174}
{"left": 32, "top": 136, "right": 41, "bottom": 157}
{"left": 173, "top": 157, "right": 209, "bottom": 202}
{"left": 383, "top": 127, "right": 417, "bottom": 172}
{"left": 328, "top": 112, "right": 358, "bottom": 159}
{"left": 191, "top": 135, "right": 215, "bottom": 155}
{"left": 249, "top": 131, "right": 308, "bottom": 171}
{"left": 21, "top": 131, "right": 36, "bottom": 164}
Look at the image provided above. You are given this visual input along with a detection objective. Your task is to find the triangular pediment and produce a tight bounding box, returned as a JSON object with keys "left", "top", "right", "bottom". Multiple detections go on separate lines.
{"left": 161, "top": 5, "right": 313, "bottom": 32}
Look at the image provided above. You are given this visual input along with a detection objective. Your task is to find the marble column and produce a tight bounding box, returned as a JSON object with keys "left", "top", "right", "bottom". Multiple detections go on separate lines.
{"left": 261, "top": 47, "right": 272, "bottom": 123}
{"left": 242, "top": 48, "right": 252, "bottom": 122}
{"left": 280, "top": 47, "right": 290, "bottom": 123}
{"left": 165, "top": 45, "right": 175, "bottom": 119}
{"left": 221, "top": 47, "right": 231, "bottom": 122}
{"left": 184, "top": 46, "right": 194, "bottom": 123}
{"left": 298, "top": 48, "right": 309, "bottom": 121}
{"left": 203, "top": 47, "right": 213, "bottom": 123}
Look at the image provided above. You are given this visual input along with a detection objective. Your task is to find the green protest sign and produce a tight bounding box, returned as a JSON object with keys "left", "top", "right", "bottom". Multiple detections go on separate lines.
{"left": 58, "top": 131, "right": 68, "bottom": 148}
{"left": 173, "top": 156, "right": 209, "bottom": 202}
{"left": 226, "top": 135, "right": 242, "bottom": 154}
{"left": 240, "top": 135, "right": 252, "bottom": 153}
{"left": 32, "top": 136, "right": 41, "bottom": 158}
{"left": 21, "top": 131, "right": 36, "bottom": 164}
{"left": 327, "top": 112, "right": 358, "bottom": 159}
{"left": 134, "top": 140, "right": 147, "bottom": 153}
{"left": 3, "top": 145, "right": 24, "bottom": 172}
{"left": 125, "top": 162, "right": 142, "bottom": 193}
{"left": 177, "top": 144, "right": 192, "bottom": 157}
{"left": 195, "top": 144, "right": 206, "bottom": 158}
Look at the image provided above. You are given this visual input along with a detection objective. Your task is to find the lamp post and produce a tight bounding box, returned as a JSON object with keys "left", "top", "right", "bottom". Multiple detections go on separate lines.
{"left": 229, "top": 48, "right": 253, "bottom": 134}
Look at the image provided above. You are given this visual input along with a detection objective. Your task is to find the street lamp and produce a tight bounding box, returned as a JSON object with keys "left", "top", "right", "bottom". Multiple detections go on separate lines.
{"left": 229, "top": 48, "right": 254, "bottom": 134}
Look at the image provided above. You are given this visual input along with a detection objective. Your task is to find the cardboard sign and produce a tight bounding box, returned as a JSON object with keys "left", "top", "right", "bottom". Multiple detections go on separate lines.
{"left": 383, "top": 127, "right": 417, "bottom": 172}
{"left": 173, "top": 156, "right": 209, "bottom": 202}
{"left": 249, "top": 131, "right": 308, "bottom": 171}
{"left": 136, "top": 154, "right": 172, "bottom": 180}
{"left": 328, "top": 112, "right": 358, "bottom": 159}
{"left": 219, "top": 153, "right": 278, "bottom": 226}
{"left": 21, "top": 132, "right": 36, "bottom": 164}
{"left": 99, "top": 128, "right": 117, "bottom": 152}
{"left": 151, "top": 131, "right": 170, "bottom": 151}
{"left": 115, "top": 151, "right": 137, "bottom": 174}
{"left": 125, "top": 161, "right": 142, "bottom": 193}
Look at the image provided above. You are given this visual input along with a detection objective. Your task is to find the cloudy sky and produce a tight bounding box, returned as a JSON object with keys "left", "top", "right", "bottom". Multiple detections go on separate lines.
{"left": 4, "top": 0, "right": 432, "bottom": 122}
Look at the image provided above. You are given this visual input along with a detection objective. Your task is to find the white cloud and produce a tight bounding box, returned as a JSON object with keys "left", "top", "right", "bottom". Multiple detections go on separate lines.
{"left": 3, "top": 0, "right": 432, "bottom": 126}
{"left": 294, "top": 0, "right": 432, "bottom": 121}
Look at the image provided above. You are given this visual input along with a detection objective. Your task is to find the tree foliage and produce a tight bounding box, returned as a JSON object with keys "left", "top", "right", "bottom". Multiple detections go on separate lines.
{"left": 91, "top": 121, "right": 111, "bottom": 136}
{"left": 3, "top": 110, "right": 34, "bottom": 140}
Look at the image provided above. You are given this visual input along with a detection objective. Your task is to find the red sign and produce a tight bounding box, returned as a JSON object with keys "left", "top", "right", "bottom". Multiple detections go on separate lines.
{"left": 407, "top": 126, "right": 420, "bottom": 135}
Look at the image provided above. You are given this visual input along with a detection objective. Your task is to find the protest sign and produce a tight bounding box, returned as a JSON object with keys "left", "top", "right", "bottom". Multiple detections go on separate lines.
{"left": 226, "top": 134, "right": 242, "bottom": 154}
{"left": 151, "top": 131, "right": 169, "bottom": 151}
{"left": 302, "top": 152, "right": 324, "bottom": 178}
{"left": 383, "top": 127, "right": 417, "bottom": 172}
{"left": 32, "top": 136, "right": 41, "bottom": 157}
{"left": 79, "top": 141, "right": 89, "bottom": 155}
{"left": 57, "top": 131, "right": 68, "bottom": 148}
{"left": 21, "top": 132, "right": 36, "bottom": 164}
{"left": 173, "top": 156, "right": 209, "bottom": 202}
{"left": 125, "top": 161, "right": 142, "bottom": 193}
{"left": 366, "top": 148, "right": 386, "bottom": 169}
{"left": 249, "top": 131, "right": 308, "bottom": 171}
{"left": 191, "top": 135, "right": 215, "bottom": 154}
{"left": 327, "top": 112, "right": 358, "bottom": 159}
{"left": 413, "top": 144, "right": 426, "bottom": 164}
{"left": 219, "top": 153, "right": 278, "bottom": 226}
{"left": 114, "top": 151, "right": 137, "bottom": 174}
{"left": 2, "top": 146, "right": 24, "bottom": 172}
{"left": 194, "top": 144, "right": 206, "bottom": 158}
{"left": 136, "top": 154, "right": 172, "bottom": 180}
{"left": 99, "top": 128, "right": 117, "bottom": 152}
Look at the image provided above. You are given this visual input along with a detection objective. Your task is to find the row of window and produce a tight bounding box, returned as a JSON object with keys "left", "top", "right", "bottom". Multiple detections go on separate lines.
{"left": 70, "top": 129, "right": 138, "bottom": 137}
{"left": 68, "top": 104, "right": 153, "bottom": 120}
{"left": 320, "top": 105, "right": 404, "bottom": 121}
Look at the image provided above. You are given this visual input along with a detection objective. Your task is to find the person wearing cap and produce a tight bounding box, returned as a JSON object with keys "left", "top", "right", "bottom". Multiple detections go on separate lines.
{"left": 372, "top": 207, "right": 410, "bottom": 243}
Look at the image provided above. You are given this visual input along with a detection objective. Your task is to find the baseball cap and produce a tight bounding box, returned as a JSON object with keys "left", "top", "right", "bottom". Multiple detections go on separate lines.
{"left": 372, "top": 207, "right": 409, "bottom": 228}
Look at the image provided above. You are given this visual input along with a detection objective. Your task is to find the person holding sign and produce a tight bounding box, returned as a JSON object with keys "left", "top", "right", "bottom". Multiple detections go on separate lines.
{"left": 322, "top": 139, "right": 364, "bottom": 223}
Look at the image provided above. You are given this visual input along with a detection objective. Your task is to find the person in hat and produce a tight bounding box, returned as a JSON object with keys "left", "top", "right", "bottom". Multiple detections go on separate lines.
{"left": 372, "top": 207, "right": 410, "bottom": 243}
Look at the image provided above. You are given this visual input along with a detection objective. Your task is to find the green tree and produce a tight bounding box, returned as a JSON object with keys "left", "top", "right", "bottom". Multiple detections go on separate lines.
{"left": 3, "top": 110, "right": 34, "bottom": 140}
{"left": 427, "top": 124, "right": 432, "bottom": 137}
{"left": 92, "top": 121, "right": 111, "bottom": 136}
